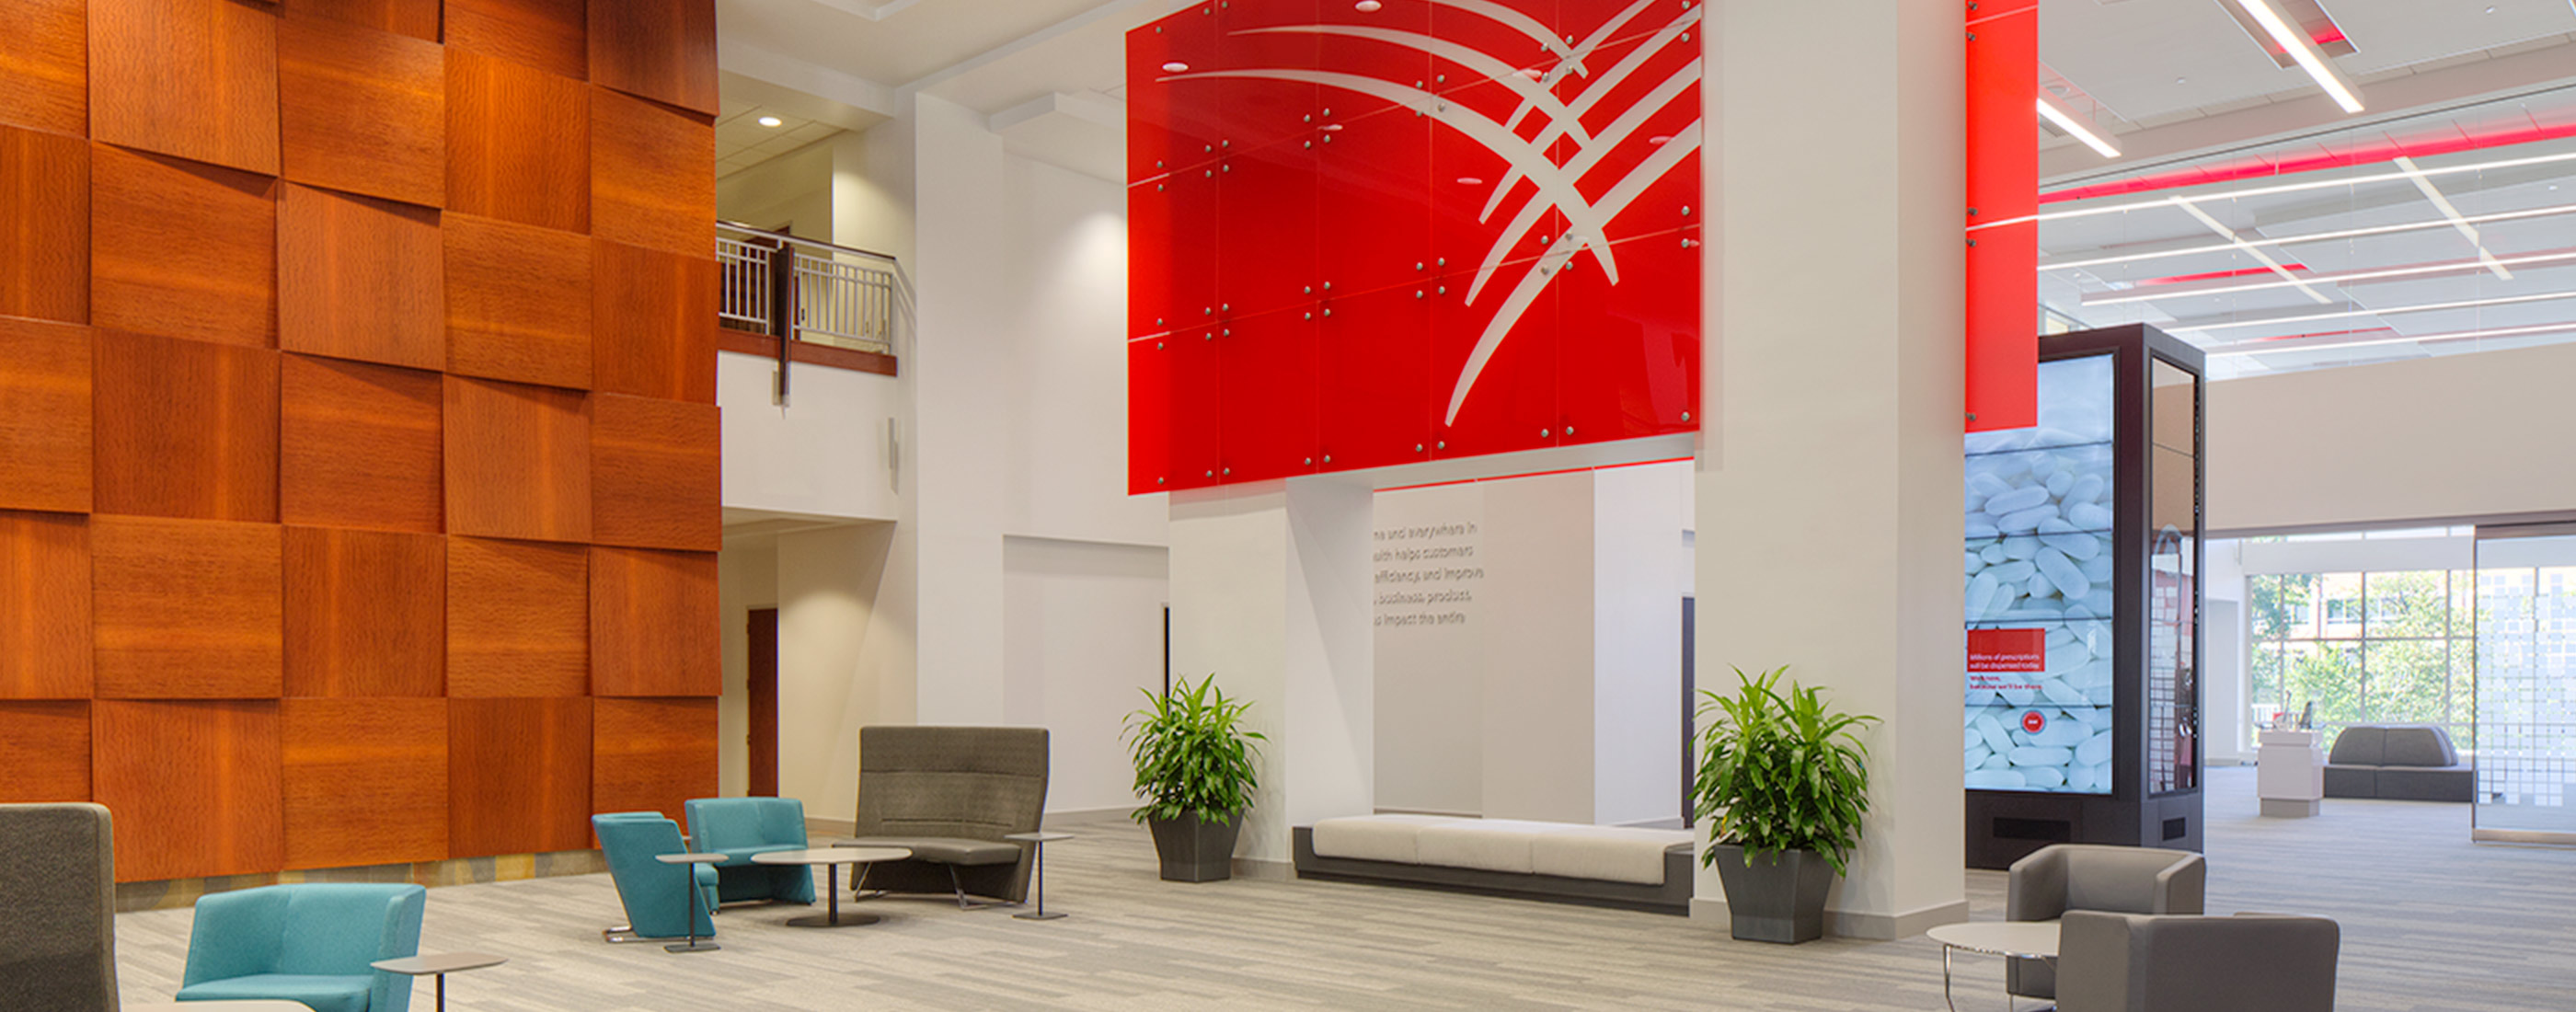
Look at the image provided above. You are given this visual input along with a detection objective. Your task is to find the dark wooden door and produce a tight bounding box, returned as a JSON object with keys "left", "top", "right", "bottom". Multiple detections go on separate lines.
{"left": 749, "top": 607, "right": 779, "bottom": 797}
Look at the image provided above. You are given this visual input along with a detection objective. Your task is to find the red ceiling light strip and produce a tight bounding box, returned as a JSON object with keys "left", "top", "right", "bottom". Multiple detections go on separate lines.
{"left": 2041, "top": 118, "right": 2576, "bottom": 205}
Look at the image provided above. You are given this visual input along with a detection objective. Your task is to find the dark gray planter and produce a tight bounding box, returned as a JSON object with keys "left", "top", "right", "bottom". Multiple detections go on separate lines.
{"left": 1711, "top": 844, "right": 1836, "bottom": 944}
{"left": 1147, "top": 811, "right": 1242, "bottom": 882}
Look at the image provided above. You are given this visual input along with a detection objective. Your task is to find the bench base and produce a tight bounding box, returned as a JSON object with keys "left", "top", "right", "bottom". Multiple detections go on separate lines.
{"left": 1292, "top": 827, "right": 1692, "bottom": 915}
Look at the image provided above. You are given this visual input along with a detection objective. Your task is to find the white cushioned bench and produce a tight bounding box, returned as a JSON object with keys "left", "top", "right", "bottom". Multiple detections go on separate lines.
{"left": 1294, "top": 815, "right": 1696, "bottom": 914}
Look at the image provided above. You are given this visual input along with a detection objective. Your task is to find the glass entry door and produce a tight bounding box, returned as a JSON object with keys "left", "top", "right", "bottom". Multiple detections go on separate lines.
{"left": 2472, "top": 525, "right": 2576, "bottom": 844}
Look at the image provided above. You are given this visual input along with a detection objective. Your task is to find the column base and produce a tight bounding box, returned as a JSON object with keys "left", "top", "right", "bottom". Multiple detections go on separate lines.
{"left": 2260, "top": 799, "right": 2321, "bottom": 818}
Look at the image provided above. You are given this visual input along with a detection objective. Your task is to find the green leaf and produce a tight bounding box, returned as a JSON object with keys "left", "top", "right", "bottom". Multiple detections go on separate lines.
{"left": 1123, "top": 673, "right": 1266, "bottom": 823}
{"left": 1685, "top": 665, "right": 1880, "bottom": 876}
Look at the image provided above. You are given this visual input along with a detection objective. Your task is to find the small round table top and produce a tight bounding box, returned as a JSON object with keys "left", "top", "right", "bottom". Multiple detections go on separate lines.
{"left": 1004, "top": 831, "right": 1075, "bottom": 843}
{"left": 1926, "top": 920, "right": 2060, "bottom": 959}
{"left": 372, "top": 951, "right": 509, "bottom": 975}
{"left": 754, "top": 846, "right": 913, "bottom": 865}
{"left": 656, "top": 852, "right": 726, "bottom": 865}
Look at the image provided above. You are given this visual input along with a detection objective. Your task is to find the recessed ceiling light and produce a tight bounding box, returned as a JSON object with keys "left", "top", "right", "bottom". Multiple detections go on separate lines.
{"left": 1648, "top": 135, "right": 1673, "bottom": 144}
{"left": 1456, "top": 177, "right": 1484, "bottom": 186}
{"left": 1162, "top": 61, "right": 1190, "bottom": 73}
{"left": 1355, "top": 0, "right": 1383, "bottom": 10}
{"left": 757, "top": 116, "right": 783, "bottom": 128}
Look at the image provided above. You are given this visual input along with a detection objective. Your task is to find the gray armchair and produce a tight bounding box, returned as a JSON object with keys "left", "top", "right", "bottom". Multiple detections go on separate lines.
{"left": 843, "top": 726, "right": 1050, "bottom": 907}
{"left": 0, "top": 802, "right": 119, "bottom": 1012}
{"left": 2007, "top": 844, "right": 2205, "bottom": 1001}
{"left": 2057, "top": 910, "right": 2339, "bottom": 1012}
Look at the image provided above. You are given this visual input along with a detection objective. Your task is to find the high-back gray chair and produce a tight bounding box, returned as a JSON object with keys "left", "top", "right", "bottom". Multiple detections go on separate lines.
{"left": 0, "top": 802, "right": 120, "bottom": 1012}
{"left": 844, "top": 726, "right": 1050, "bottom": 906}
{"left": 2007, "top": 844, "right": 2205, "bottom": 1001}
{"left": 2056, "top": 910, "right": 2339, "bottom": 1012}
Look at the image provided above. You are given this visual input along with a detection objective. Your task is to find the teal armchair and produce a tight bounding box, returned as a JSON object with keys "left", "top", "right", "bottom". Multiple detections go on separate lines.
{"left": 592, "top": 812, "right": 719, "bottom": 941}
{"left": 175, "top": 882, "right": 426, "bottom": 1012}
{"left": 684, "top": 797, "right": 816, "bottom": 904}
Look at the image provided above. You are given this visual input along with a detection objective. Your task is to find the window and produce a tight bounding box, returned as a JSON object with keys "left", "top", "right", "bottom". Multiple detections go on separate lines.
{"left": 2248, "top": 569, "right": 2473, "bottom": 743}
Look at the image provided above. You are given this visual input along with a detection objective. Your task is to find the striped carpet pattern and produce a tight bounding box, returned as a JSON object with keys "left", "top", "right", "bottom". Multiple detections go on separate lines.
{"left": 109, "top": 767, "right": 2571, "bottom": 1009}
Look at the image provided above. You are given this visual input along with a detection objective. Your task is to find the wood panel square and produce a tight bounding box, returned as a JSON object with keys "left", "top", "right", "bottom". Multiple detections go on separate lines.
{"left": 282, "top": 697, "right": 446, "bottom": 868}
{"left": 0, "top": 318, "right": 92, "bottom": 513}
{"left": 88, "top": 0, "right": 281, "bottom": 175}
{"left": 0, "top": 126, "right": 88, "bottom": 324}
{"left": 92, "top": 516, "right": 283, "bottom": 699}
{"left": 279, "top": 185, "right": 443, "bottom": 372}
{"left": 445, "top": 49, "right": 589, "bottom": 234}
{"left": 444, "top": 0, "right": 586, "bottom": 82}
{"left": 277, "top": 13, "right": 443, "bottom": 207}
{"left": 592, "top": 697, "right": 713, "bottom": 824}
{"left": 588, "top": 0, "right": 716, "bottom": 116}
{"left": 94, "top": 699, "right": 283, "bottom": 881}
{"left": 281, "top": 355, "right": 443, "bottom": 532}
{"left": 592, "top": 240, "right": 716, "bottom": 403}
{"left": 590, "top": 88, "right": 713, "bottom": 259}
{"left": 91, "top": 145, "right": 279, "bottom": 350}
{"left": 445, "top": 536, "right": 588, "bottom": 696}
{"left": 0, "top": 512, "right": 90, "bottom": 700}
{"left": 92, "top": 329, "right": 280, "bottom": 522}
{"left": 443, "top": 376, "right": 592, "bottom": 543}
{"left": 589, "top": 547, "right": 717, "bottom": 697}
{"left": 590, "top": 394, "right": 718, "bottom": 551}
{"left": 0, "top": 701, "right": 90, "bottom": 803}
{"left": 444, "top": 213, "right": 592, "bottom": 389}
{"left": 0, "top": 0, "right": 86, "bottom": 134}
{"left": 284, "top": 527, "right": 443, "bottom": 697}
{"left": 448, "top": 696, "right": 589, "bottom": 857}
{"left": 279, "top": 0, "right": 439, "bottom": 41}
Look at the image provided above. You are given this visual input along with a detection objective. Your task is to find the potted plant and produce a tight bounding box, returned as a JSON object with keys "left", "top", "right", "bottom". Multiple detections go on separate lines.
{"left": 1124, "top": 675, "right": 1266, "bottom": 882}
{"left": 1692, "top": 665, "right": 1880, "bottom": 944}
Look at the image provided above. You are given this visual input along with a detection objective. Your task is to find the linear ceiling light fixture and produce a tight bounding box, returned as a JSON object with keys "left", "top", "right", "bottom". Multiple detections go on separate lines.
{"left": 2037, "top": 95, "right": 2121, "bottom": 158}
{"left": 2177, "top": 289, "right": 2576, "bottom": 334}
{"left": 2208, "top": 320, "right": 2576, "bottom": 356}
{"left": 2226, "top": 0, "right": 2364, "bottom": 113}
{"left": 2171, "top": 200, "right": 2332, "bottom": 304}
{"left": 1979, "top": 150, "right": 2576, "bottom": 232}
{"left": 2041, "top": 201, "right": 2576, "bottom": 272}
{"left": 2393, "top": 155, "right": 2514, "bottom": 281}
{"left": 2082, "top": 247, "right": 2576, "bottom": 305}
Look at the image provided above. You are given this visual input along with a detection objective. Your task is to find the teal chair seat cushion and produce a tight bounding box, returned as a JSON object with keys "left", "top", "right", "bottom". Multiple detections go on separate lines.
{"left": 178, "top": 972, "right": 374, "bottom": 1012}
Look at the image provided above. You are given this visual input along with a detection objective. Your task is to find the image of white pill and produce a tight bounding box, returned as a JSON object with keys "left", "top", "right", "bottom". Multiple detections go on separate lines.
{"left": 2041, "top": 679, "right": 2089, "bottom": 707}
{"left": 1986, "top": 560, "right": 2036, "bottom": 585}
{"left": 2041, "top": 532, "right": 2100, "bottom": 560}
{"left": 1969, "top": 473, "right": 2011, "bottom": 499}
{"left": 2076, "top": 730, "right": 2113, "bottom": 765}
{"left": 2045, "top": 470, "right": 2073, "bottom": 498}
{"left": 1998, "top": 505, "right": 2058, "bottom": 534}
{"left": 2068, "top": 501, "right": 2114, "bottom": 530}
{"left": 1965, "top": 744, "right": 1990, "bottom": 771}
{"left": 2021, "top": 766, "right": 2068, "bottom": 788}
{"left": 1976, "top": 715, "right": 2015, "bottom": 753}
{"left": 1967, "top": 519, "right": 2000, "bottom": 539}
{"left": 2035, "top": 546, "right": 2090, "bottom": 600}
{"left": 1985, "top": 486, "right": 2052, "bottom": 515}
{"left": 2010, "top": 746, "right": 2074, "bottom": 766}
{"left": 1983, "top": 753, "right": 2016, "bottom": 771}
{"left": 2067, "top": 474, "right": 2104, "bottom": 504}
{"left": 1967, "top": 769, "right": 2027, "bottom": 789}
{"left": 2001, "top": 535, "right": 2040, "bottom": 560}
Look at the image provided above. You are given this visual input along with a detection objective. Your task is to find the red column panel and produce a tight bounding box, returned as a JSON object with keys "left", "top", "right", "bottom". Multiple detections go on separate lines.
{"left": 0, "top": 512, "right": 90, "bottom": 700}
{"left": 1966, "top": 0, "right": 2038, "bottom": 432}
{"left": 1215, "top": 142, "right": 1317, "bottom": 320}
{"left": 1318, "top": 284, "right": 1432, "bottom": 473}
{"left": 1314, "top": 107, "right": 1430, "bottom": 300}
{"left": 94, "top": 699, "right": 283, "bottom": 881}
{"left": 1216, "top": 306, "right": 1318, "bottom": 483}
{"left": 1128, "top": 337, "right": 1172, "bottom": 494}
{"left": 1430, "top": 259, "right": 1556, "bottom": 459}
{"left": 1129, "top": 5, "right": 1225, "bottom": 182}
{"left": 1216, "top": 0, "right": 1318, "bottom": 156}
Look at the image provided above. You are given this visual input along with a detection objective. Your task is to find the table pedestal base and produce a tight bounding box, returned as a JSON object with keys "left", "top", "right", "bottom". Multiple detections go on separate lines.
{"left": 786, "top": 911, "right": 882, "bottom": 927}
{"left": 664, "top": 938, "right": 720, "bottom": 954}
{"left": 1013, "top": 910, "right": 1066, "bottom": 921}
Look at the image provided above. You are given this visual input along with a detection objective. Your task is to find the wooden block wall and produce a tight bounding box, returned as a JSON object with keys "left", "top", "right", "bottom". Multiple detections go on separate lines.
{"left": 0, "top": 0, "right": 719, "bottom": 882}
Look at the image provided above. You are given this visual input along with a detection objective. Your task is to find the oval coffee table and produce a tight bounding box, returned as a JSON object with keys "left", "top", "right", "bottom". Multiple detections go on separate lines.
{"left": 1926, "top": 920, "right": 2058, "bottom": 1012}
{"left": 754, "top": 846, "right": 913, "bottom": 927}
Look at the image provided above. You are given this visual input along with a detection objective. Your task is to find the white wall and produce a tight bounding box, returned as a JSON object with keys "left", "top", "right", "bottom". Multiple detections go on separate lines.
{"left": 773, "top": 522, "right": 914, "bottom": 823}
{"left": 719, "top": 351, "right": 903, "bottom": 523}
{"left": 718, "top": 140, "right": 833, "bottom": 239}
{"left": 717, "top": 538, "right": 779, "bottom": 798}
{"left": 2210, "top": 339, "right": 2576, "bottom": 533}
{"left": 1001, "top": 536, "right": 1169, "bottom": 813}
{"left": 1479, "top": 472, "right": 1598, "bottom": 823}
{"left": 1370, "top": 483, "right": 1485, "bottom": 815}
{"left": 1593, "top": 463, "right": 1691, "bottom": 827}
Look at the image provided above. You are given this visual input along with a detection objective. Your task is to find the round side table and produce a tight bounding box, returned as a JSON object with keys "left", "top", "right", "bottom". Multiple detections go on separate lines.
{"left": 1925, "top": 920, "right": 2059, "bottom": 1012}
{"left": 1004, "top": 832, "right": 1075, "bottom": 920}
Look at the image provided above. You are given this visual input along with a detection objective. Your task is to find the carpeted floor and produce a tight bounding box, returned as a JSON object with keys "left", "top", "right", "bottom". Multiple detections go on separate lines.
{"left": 111, "top": 766, "right": 2572, "bottom": 1010}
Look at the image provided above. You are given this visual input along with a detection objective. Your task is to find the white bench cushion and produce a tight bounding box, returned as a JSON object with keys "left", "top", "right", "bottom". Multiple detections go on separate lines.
{"left": 1529, "top": 826, "right": 1693, "bottom": 885}
{"left": 1414, "top": 820, "right": 1579, "bottom": 875}
{"left": 1310, "top": 813, "right": 1456, "bottom": 864}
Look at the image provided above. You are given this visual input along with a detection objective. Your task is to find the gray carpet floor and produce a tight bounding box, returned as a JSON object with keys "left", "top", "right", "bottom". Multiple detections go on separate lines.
{"left": 112, "top": 766, "right": 2572, "bottom": 1010}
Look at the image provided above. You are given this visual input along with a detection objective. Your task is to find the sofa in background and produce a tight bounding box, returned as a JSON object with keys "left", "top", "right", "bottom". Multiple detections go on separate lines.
{"left": 0, "top": 802, "right": 119, "bottom": 1012}
{"left": 1294, "top": 815, "right": 1695, "bottom": 914}
{"left": 684, "top": 797, "right": 817, "bottom": 905}
{"left": 2005, "top": 844, "right": 2206, "bottom": 1004}
{"left": 2056, "top": 910, "right": 2340, "bottom": 1012}
{"left": 841, "top": 726, "right": 1050, "bottom": 907}
{"left": 593, "top": 812, "right": 721, "bottom": 941}
{"left": 174, "top": 883, "right": 427, "bottom": 1012}
{"left": 2324, "top": 724, "right": 2473, "bottom": 801}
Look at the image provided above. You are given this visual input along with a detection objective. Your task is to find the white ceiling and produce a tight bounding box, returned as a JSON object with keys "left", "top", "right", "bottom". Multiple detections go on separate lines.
{"left": 717, "top": 0, "right": 1133, "bottom": 95}
{"left": 715, "top": 99, "right": 843, "bottom": 178}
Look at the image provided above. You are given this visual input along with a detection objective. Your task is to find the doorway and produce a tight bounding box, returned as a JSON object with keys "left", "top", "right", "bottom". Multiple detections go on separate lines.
{"left": 748, "top": 607, "right": 779, "bottom": 797}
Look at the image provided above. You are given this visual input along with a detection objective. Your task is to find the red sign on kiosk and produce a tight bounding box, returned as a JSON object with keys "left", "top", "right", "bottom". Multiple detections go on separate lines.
{"left": 1967, "top": 628, "right": 2046, "bottom": 693}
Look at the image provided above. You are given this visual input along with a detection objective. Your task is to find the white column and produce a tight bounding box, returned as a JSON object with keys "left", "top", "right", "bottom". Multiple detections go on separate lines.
{"left": 1168, "top": 479, "right": 1375, "bottom": 868}
{"left": 1696, "top": 0, "right": 1968, "bottom": 938}
{"left": 1478, "top": 472, "right": 1596, "bottom": 823}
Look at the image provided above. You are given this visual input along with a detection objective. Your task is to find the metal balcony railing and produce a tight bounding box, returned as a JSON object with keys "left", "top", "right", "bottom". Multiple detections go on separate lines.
{"left": 717, "top": 222, "right": 903, "bottom": 358}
